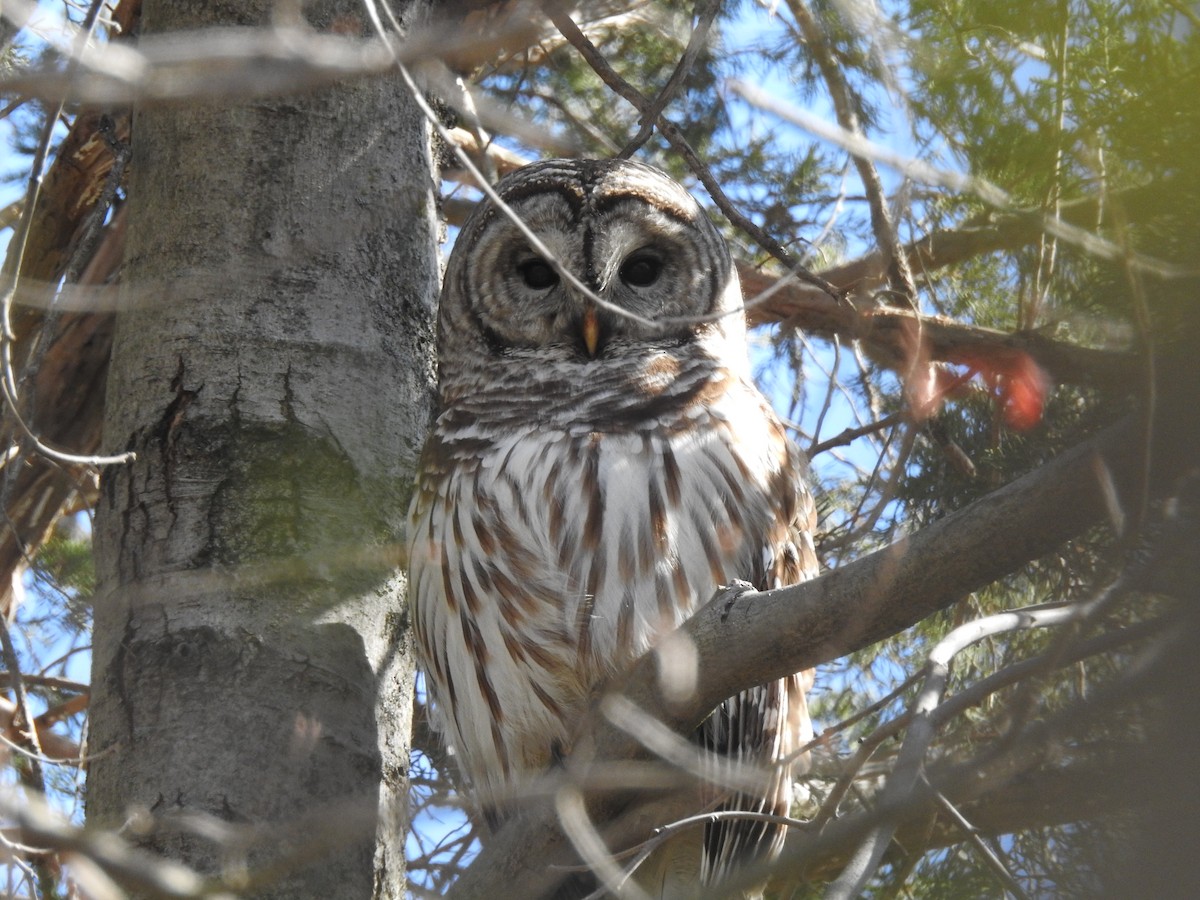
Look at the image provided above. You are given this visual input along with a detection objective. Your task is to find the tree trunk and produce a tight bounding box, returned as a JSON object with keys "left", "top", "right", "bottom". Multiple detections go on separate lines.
{"left": 88, "top": 3, "right": 437, "bottom": 898}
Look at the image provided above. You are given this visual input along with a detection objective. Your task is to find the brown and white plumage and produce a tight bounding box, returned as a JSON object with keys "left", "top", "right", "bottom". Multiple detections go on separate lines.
{"left": 408, "top": 159, "right": 817, "bottom": 892}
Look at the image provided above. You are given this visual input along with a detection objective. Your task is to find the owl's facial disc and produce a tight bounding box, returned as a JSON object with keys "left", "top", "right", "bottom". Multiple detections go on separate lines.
{"left": 457, "top": 161, "right": 735, "bottom": 363}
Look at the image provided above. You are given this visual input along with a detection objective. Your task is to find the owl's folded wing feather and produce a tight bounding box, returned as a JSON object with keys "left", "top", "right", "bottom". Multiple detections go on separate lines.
{"left": 697, "top": 433, "right": 818, "bottom": 891}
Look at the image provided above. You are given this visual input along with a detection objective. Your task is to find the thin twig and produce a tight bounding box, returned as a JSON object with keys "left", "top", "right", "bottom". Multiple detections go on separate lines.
{"left": 0, "top": 617, "right": 46, "bottom": 786}
{"left": 825, "top": 604, "right": 1081, "bottom": 899}
{"left": 929, "top": 785, "right": 1031, "bottom": 900}
{"left": 618, "top": 0, "right": 721, "bottom": 158}
{"left": 783, "top": 667, "right": 925, "bottom": 785}
{"left": 545, "top": 1, "right": 843, "bottom": 299}
{"left": 583, "top": 809, "right": 813, "bottom": 900}
{"left": 809, "top": 333, "right": 842, "bottom": 450}
{"left": 809, "top": 411, "right": 903, "bottom": 457}
{"left": 787, "top": 0, "right": 917, "bottom": 308}
{"left": 730, "top": 79, "right": 1193, "bottom": 280}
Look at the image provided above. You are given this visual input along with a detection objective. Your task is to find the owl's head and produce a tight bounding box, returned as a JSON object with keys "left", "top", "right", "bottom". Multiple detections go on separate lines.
{"left": 436, "top": 159, "right": 747, "bottom": 404}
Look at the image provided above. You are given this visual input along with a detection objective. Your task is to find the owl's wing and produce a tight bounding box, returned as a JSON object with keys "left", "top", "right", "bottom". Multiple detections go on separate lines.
{"left": 697, "top": 436, "right": 818, "bottom": 888}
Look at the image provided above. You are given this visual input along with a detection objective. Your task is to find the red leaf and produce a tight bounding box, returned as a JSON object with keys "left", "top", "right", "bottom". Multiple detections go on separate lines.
{"left": 948, "top": 350, "right": 1049, "bottom": 431}
{"left": 996, "top": 353, "right": 1048, "bottom": 430}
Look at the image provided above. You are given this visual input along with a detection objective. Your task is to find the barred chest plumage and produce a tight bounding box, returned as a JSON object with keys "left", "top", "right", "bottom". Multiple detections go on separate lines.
{"left": 408, "top": 355, "right": 806, "bottom": 810}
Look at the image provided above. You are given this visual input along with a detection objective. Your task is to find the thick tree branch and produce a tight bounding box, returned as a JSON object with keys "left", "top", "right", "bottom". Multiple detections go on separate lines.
{"left": 739, "top": 267, "right": 1135, "bottom": 389}
{"left": 739, "top": 184, "right": 1159, "bottom": 387}
{"left": 447, "top": 394, "right": 1197, "bottom": 897}
{"left": 634, "top": 406, "right": 1190, "bottom": 742}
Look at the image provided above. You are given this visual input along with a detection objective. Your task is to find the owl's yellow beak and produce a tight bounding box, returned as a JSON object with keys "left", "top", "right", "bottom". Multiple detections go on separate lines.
{"left": 581, "top": 307, "right": 601, "bottom": 357}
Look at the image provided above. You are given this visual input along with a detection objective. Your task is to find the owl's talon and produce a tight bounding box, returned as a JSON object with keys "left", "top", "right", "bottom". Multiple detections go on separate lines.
{"left": 549, "top": 739, "right": 568, "bottom": 767}
{"left": 718, "top": 579, "right": 758, "bottom": 621}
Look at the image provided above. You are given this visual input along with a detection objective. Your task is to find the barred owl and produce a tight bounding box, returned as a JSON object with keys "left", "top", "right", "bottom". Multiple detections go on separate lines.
{"left": 408, "top": 158, "right": 817, "bottom": 894}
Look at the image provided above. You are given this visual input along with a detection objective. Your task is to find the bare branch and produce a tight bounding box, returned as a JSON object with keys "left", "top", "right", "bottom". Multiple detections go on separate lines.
{"left": 809, "top": 411, "right": 903, "bottom": 457}
{"left": 749, "top": 624, "right": 1176, "bottom": 894}
{"left": 828, "top": 604, "right": 1080, "bottom": 898}
{"left": 787, "top": 0, "right": 917, "bottom": 307}
{"left": 929, "top": 788, "right": 1032, "bottom": 900}
{"left": 617, "top": 0, "right": 720, "bottom": 158}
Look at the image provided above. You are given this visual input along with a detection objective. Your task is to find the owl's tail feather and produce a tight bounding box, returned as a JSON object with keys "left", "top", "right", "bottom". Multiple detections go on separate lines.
{"left": 633, "top": 829, "right": 765, "bottom": 900}
{"left": 634, "top": 829, "right": 702, "bottom": 900}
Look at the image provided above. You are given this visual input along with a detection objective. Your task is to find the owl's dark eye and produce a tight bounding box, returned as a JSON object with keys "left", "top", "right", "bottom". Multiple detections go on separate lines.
{"left": 619, "top": 253, "right": 662, "bottom": 288}
{"left": 519, "top": 259, "right": 559, "bottom": 290}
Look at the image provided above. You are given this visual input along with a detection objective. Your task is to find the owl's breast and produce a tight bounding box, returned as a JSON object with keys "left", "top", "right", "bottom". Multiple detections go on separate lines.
{"left": 408, "top": 375, "right": 805, "bottom": 807}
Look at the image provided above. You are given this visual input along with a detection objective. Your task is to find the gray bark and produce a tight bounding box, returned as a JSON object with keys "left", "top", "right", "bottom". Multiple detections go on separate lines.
{"left": 88, "top": 3, "right": 437, "bottom": 898}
